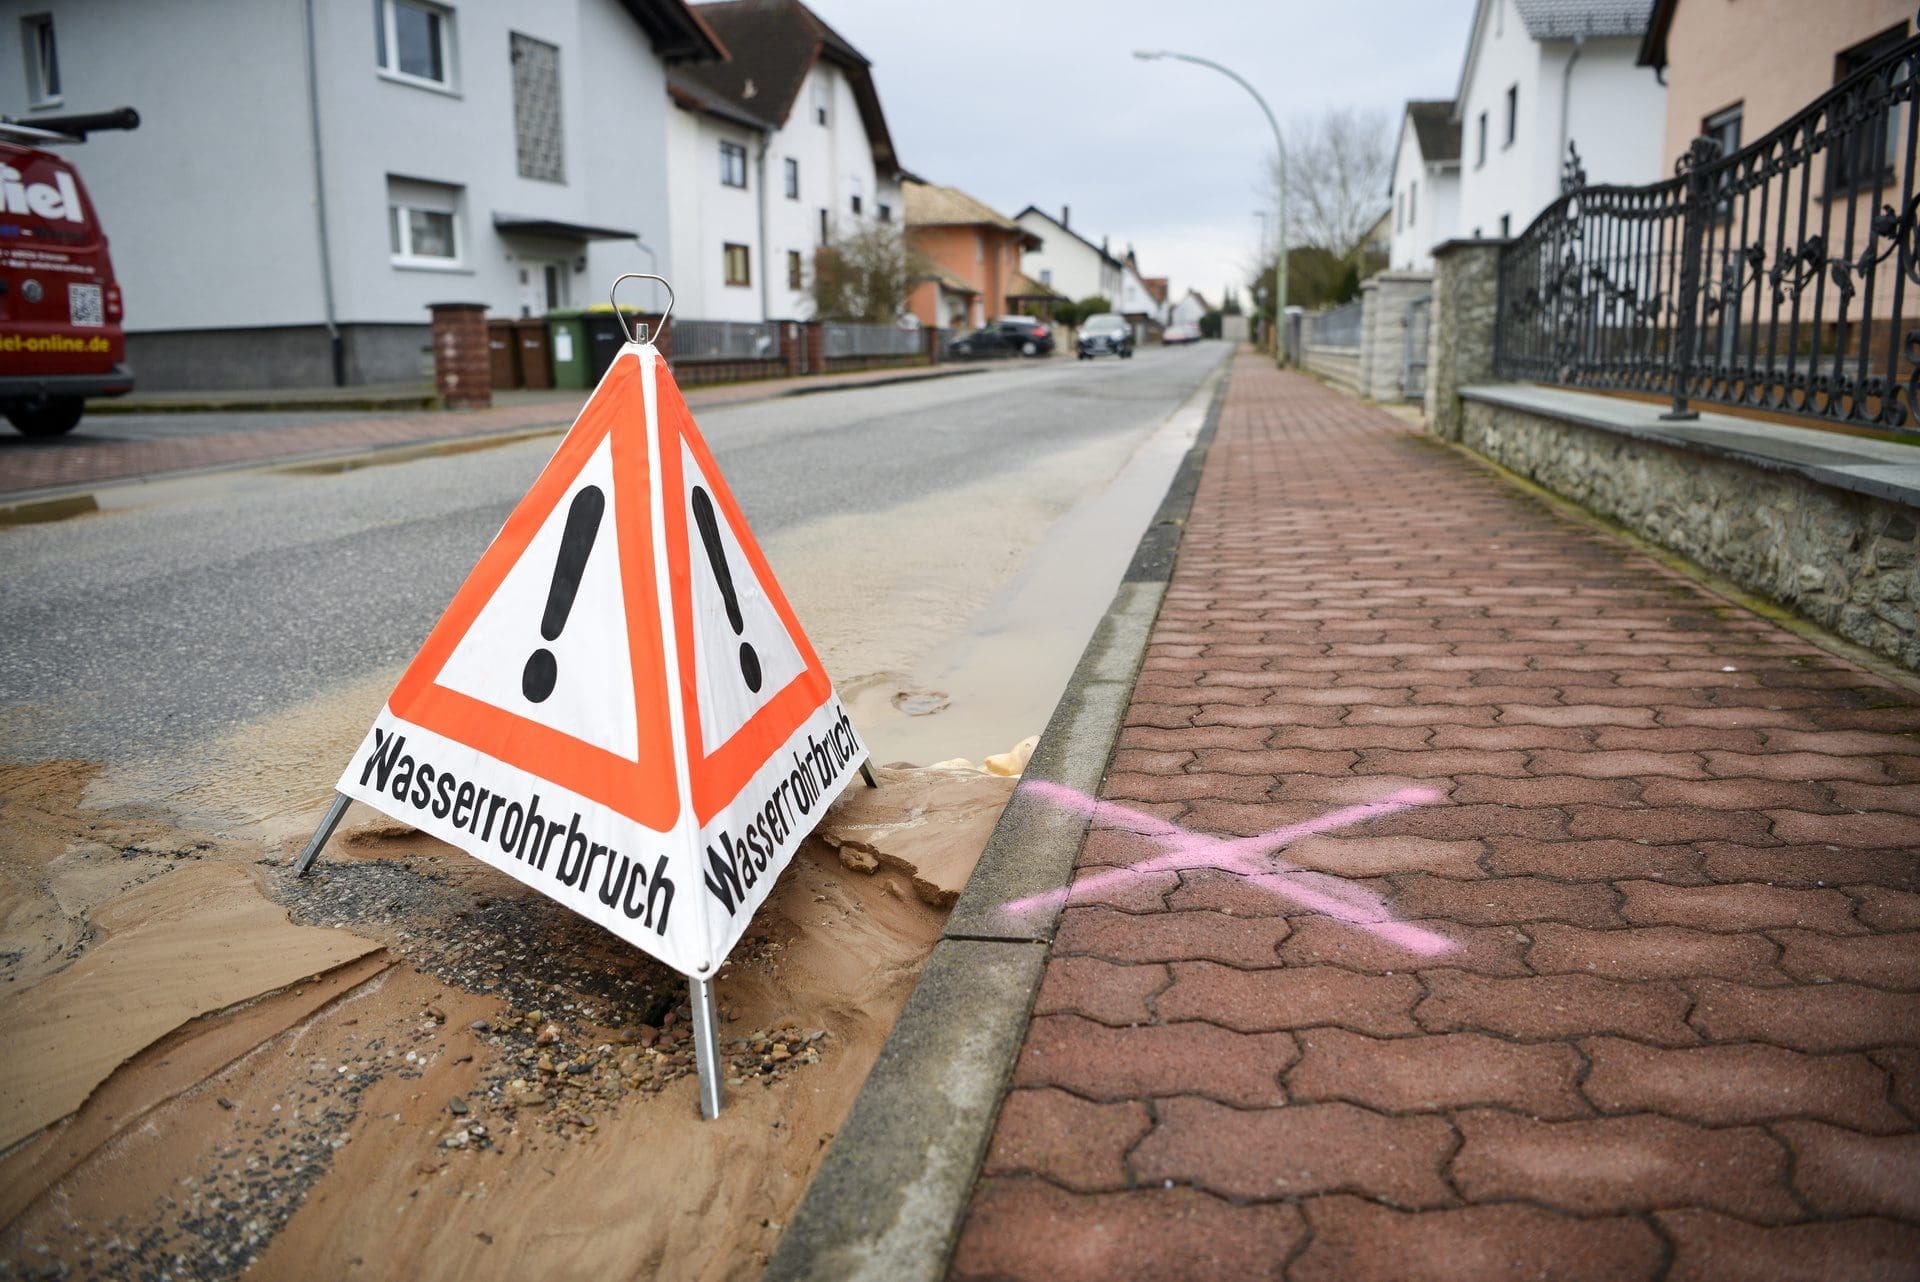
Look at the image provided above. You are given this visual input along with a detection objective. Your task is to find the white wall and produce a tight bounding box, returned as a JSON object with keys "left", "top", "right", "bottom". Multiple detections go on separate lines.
{"left": 0, "top": 0, "right": 681, "bottom": 333}
{"left": 675, "top": 58, "right": 896, "bottom": 322}
{"left": 1456, "top": 0, "right": 1666, "bottom": 242}
{"left": 1455, "top": 0, "right": 1545, "bottom": 241}
{"left": 0, "top": 0, "right": 321, "bottom": 330}
{"left": 1017, "top": 210, "right": 1119, "bottom": 304}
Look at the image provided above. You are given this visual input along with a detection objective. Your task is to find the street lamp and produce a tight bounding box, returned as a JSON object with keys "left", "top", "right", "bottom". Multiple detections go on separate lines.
{"left": 1134, "top": 50, "right": 1287, "bottom": 365}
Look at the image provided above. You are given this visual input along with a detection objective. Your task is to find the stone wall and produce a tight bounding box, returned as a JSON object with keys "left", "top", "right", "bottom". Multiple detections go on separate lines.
{"left": 1425, "top": 240, "right": 1503, "bottom": 439}
{"left": 1357, "top": 271, "right": 1433, "bottom": 401}
{"left": 1459, "top": 396, "right": 1920, "bottom": 670}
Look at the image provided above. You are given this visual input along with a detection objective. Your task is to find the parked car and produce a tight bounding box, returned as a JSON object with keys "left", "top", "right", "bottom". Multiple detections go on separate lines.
{"left": 1077, "top": 313, "right": 1133, "bottom": 360}
{"left": 1162, "top": 322, "right": 1202, "bottom": 345}
{"left": 992, "top": 315, "right": 1055, "bottom": 356}
{"left": 0, "top": 115, "right": 138, "bottom": 436}
{"left": 946, "top": 326, "right": 1021, "bottom": 360}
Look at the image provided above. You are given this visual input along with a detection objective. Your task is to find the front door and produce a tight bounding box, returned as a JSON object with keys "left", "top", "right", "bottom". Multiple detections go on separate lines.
{"left": 517, "top": 258, "right": 570, "bottom": 318}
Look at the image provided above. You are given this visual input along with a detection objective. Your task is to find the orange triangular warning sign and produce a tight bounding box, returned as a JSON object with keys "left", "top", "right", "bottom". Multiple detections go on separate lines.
{"left": 333, "top": 344, "right": 867, "bottom": 978}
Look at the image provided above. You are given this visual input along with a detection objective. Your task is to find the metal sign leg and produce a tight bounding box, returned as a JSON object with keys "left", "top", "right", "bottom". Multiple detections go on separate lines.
{"left": 294, "top": 791, "right": 352, "bottom": 878}
{"left": 860, "top": 760, "right": 878, "bottom": 788}
{"left": 690, "top": 975, "right": 724, "bottom": 1120}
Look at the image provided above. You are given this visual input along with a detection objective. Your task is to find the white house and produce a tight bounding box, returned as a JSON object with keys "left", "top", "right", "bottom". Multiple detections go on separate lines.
{"left": 1170, "top": 289, "right": 1210, "bottom": 328}
{"left": 0, "top": 0, "right": 721, "bottom": 389}
{"left": 1013, "top": 205, "right": 1123, "bottom": 307}
{"left": 1117, "top": 249, "right": 1167, "bottom": 342}
{"left": 1453, "top": 0, "right": 1666, "bottom": 243}
{"left": 665, "top": 0, "right": 901, "bottom": 322}
{"left": 1387, "top": 100, "right": 1461, "bottom": 271}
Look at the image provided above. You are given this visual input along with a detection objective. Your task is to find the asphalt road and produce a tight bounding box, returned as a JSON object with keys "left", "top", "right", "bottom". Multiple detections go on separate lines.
{"left": 0, "top": 344, "right": 1226, "bottom": 787}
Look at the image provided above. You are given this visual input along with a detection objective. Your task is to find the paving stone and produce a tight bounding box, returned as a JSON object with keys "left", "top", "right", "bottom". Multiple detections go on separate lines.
{"left": 1769, "top": 809, "right": 1920, "bottom": 847}
{"left": 1699, "top": 842, "right": 1920, "bottom": 890}
{"left": 1774, "top": 1121, "right": 1920, "bottom": 1219}
{"left": 1483, "top": 838, "right": 1704, "bottom": 882}
{"left": 1031, "top": 956, "right": 1166, "bottom": 1026}
{"left": 1426, "top": 724, "right": 1593, "bottom": 751}
{"left": 1014, "top": 1014, "right": 1296, "bottom": 1108}
{"left": 1639, "top": 776, "right": 1837, "bottom": 812}
{"left": 1827, "top": 780, "right": 1920, "bottom": 814}
{"left": 1581, "top": 1037, "right": 1909, "bottom": 1131}
{"left": 1871, "top": 1047, "right": 1920, "bottom": 1123}
{"left": 979, "top": 1089, "right": 1150, "bottom": 1193}
{"left": 1449, "top": 774, "right": 1644, "bottom": 806}
{"left": 1591, "top": 725, "right": 1771, "bottom": 752}
{"left": 1416, "top": 971, "right": 1698, "bottom": 1044}
{"left": 1388, "top": 874, "right": 1622, "bottom": 927}
{"left": 1279, "top": 914, "right": 1525, "bottom": 976}
{"left": 1266, "top": 834, "right": 1487, "bottom": 879}
{"left": 1619, "top": 881, "right": 1865, "bottom": 932}
{"left": 1854, "top": 887, "right": 1920, "bottom": 930}
{"left": 1498, "top": 704, "right": 1659, "bottom": 728}
{"left": 1289, "top": 1027, "right": 1588, "bottom": 1118}
{"left": 1689, "top": 978, "right": 1917, "bottom": 1052}
{"left": 1450, "top": 1111, "right": 1800, "bottom": 1221}
{"left": 951, "top": 1179, "right": 1302, "bottom": 1282}
{"left": 1564, "top": 805, "right": 1776, "bottom": 843}
{"left": 1773, "top": 928, "right": 1920, "bottom": 988}
{"left": 1052, "top": 907, "right": 1290, "bottom": 969}
{"left": 1703, "top": 751, "right": 1893, "bottom": 782}
{"left": 1157, "top": 961, "right": 1422, "bottom": 1035}
{"left": 1660, "top": 1209, "right": 1920, "bottom": 1282}
{"left": 1527, "top": 922, "right": 1785, "bottom": 984}
{"left": 1131, "top": 1098, "right": 1456, "bottom": 1205}
{"left": 1304, "top": 1200, "right": 1663, "bottom": 1281}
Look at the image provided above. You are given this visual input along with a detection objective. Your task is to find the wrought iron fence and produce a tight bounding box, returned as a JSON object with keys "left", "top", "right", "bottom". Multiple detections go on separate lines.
{"left": 1496, "top": 30, "right": 1920, "bottom": 434}
{"left": 1404, "top": 294, "right": 1432, "bottom": 399}
{"left": 1309, "top": 299, "right": 1364, "bottom": 350}
{"left": 672, "top": 319, "right": 780, "bottom": 362}
{"left": 822, "top": 321, "right": 923, "bottom": 359}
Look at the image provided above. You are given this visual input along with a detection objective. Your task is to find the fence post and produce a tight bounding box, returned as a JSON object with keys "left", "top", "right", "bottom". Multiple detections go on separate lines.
{"left": 781, "top": 322, "right": 802, "bottom": 377}
{"left": 1425, "top": 239, "right": 1506, "bottom": 440}
{"left": 802, "top": 321, "right": 824, "bottom": 375}
{"left": 1663, "top": 135, "right": 1720, "bottom": 422}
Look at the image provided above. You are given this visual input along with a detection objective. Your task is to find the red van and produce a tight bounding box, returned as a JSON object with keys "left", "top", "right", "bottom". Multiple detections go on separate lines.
{"left": 0, "top": 122, "right": 133, "bottom": 436}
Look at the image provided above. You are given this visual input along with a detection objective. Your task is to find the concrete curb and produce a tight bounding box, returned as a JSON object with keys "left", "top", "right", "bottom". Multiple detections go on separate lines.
{"left": 763, "top": 369, "right": 1231, "bottom": 1282}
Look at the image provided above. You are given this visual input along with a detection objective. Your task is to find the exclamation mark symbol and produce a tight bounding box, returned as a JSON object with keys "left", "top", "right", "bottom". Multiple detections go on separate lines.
{"left": 691, "top": 485, "right": 761, "bottom": 693}
{"left": 523, "top": 484, "right": 606, "bottom": 703}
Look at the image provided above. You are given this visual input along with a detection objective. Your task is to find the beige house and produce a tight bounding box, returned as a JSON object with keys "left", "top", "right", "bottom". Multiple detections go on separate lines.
{"left": 1639, "top": 0, "right": 1911, "bottom": 173}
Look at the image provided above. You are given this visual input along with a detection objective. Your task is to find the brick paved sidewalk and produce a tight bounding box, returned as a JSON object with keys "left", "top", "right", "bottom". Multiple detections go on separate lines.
{"left": 0, "top": 363, "right": 976, "bottom": 501}
{"left": 951, "top": 355, "right": 1920, "bottom": 1281}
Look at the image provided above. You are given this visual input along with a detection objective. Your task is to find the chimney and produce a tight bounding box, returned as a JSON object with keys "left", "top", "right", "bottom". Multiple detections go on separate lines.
{"left": 1062, "top": 204, "right": 1070, "bottom": 228}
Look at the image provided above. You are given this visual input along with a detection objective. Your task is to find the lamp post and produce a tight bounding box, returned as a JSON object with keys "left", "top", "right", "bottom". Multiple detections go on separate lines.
{"left": 1134, "top": 50, "right": 1287, "bottom": 366}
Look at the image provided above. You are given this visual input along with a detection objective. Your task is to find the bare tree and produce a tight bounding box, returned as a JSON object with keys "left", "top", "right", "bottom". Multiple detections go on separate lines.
{"left": 1273, "top": 107, "right": 1393, "bottom": 260}
{"left": 808, "top": 222, "right": 917, "bottom": 323}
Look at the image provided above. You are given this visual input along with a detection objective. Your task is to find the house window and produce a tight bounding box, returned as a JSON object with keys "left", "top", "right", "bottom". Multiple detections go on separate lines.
{"left": 1704, "top": 103, "right": 1743, "bottom": 214}
{"left": 510, "top": 33, "right": 564, "bottom": 183}
{"left": 1476, "top": 111, "right": 1488, "bottom": 167}
{"left": 1039, "top": 268, "right": 1051, "bottom": 287}
{"left": 784, "top": 156, "right": 799, "bottom": 199}
{"left": 720, "top": 140, "right": 747, "bottom": 189}
{"left": 1504, "top": 85, "right": 1517, "bottom": 146}
{"left": 787, "top": 250, "right": 803, "bottom": 290}
{"left": 1394, "top": 191, "right": 1403, "bottom": 232}
{"left": 724, "top": 242, "right": 750, "bottom": 286}
{"left": 876, "top": 201, "right": 891, "bottom": 222}
{"left": 387, "top": 176, "right": 462, "bottom": 267}
{"left": 1827, "top": 25, "right": 1906, "bottom": 195}
{"left": 812, "top": 77, "right": 829, "bottom": 126}
{"left": 376, "top": 0, "right": 454, "bottom": 90}
{"left": 850, "top": 177, "right": 863, "bottom": 216}
{"left": 1409, "top": 180, "right": 1418, "bottom": 223}
{"left": 20, "top": 14, "right": 59, "bottom": 106}
{"left": 819, "top": 208, "right": 829, "bottom": 244}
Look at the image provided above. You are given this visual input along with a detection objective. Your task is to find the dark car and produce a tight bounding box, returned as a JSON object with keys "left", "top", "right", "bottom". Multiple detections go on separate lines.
{"left": 992, "top": 315, "right": 1055, "bottom": 356}
{"left": 946, "top": 326, "right": 1021, "bottom": 360}
{"left": 1077, "top": 313, "right": 1133, "bottom": 360}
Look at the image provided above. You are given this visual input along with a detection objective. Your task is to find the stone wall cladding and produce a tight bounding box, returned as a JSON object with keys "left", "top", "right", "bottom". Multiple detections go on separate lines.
{"left": 1426, "top": 240, "right": 1504, "bottom": 439}
{"left": 1358, "top": 271, "right": 1433, "bottom": 401}
{"left": 1301, "top": 345, "right": 1361, "bottom": 395}
{"left": 1460, "top": 399, "right": 1920, "bottom": 669}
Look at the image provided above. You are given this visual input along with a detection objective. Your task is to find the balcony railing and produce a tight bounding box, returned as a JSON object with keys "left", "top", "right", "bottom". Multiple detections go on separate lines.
{"left": 1495, "top": 30, "right": 1920, "bottom": 435}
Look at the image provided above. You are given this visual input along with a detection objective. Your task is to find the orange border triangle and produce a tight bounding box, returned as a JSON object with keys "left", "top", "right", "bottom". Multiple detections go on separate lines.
{"left": 385, "top": 357, "right": 679, "bottom": 831}
{"left": 655, "top": 360, "right": 834, "bottom": 827}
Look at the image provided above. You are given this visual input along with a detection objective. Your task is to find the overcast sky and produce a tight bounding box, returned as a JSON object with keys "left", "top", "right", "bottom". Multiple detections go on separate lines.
{"left": 802, "top": 0, "right": 1477, "bottom": 307}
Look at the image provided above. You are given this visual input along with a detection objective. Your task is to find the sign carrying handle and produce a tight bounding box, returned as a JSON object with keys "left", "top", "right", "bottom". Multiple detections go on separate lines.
{"left": 610, "top": 273, "right": 675, "bottom": 346}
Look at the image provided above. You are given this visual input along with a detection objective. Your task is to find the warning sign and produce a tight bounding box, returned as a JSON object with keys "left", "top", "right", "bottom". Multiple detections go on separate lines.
{"left": 336, "top": 344, "right": 867, "bottom": 977}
